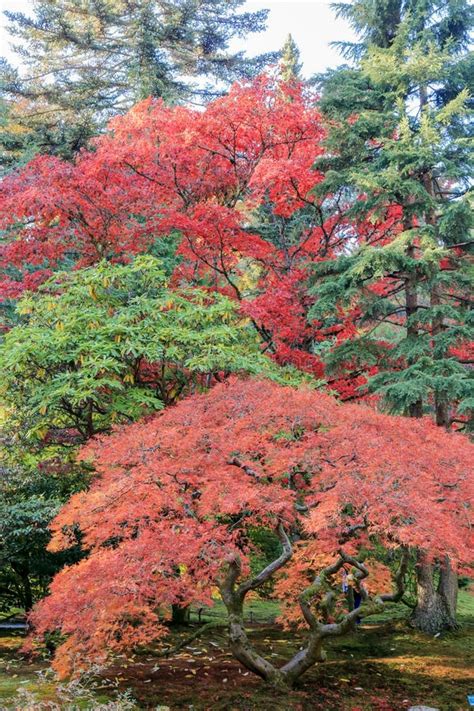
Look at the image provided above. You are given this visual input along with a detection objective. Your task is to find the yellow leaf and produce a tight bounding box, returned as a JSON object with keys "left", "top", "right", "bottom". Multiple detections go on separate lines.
{"left": 17, "top": 305, "right": 32, "bottom": 315}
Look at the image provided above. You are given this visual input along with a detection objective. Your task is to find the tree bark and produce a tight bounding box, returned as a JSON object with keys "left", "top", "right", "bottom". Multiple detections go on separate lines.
{"left": 438, "top": 557, "right": 458, "bottom": 621}
{"left": 424, "top": 173, "right": 451, "bottom": 431}
{"left": 430, "top": 280, "right": 451, "bottom": 428}
{"left": 218, "top": 524, "right": 293, "bottom": 686}
{"left": 227, "top": 600, "right": 288, "bottom": 686}
{"left": 404, "top": 238, "right": 423, "bottom": 418}
{"left": 411, "top": 555, "right": 458, "bottom": 634}
{"left": 171, "top": 604, "right": 189, "bottom": 626}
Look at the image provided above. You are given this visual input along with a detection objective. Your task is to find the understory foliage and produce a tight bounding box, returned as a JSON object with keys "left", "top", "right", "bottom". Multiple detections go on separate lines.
{"left": 28, "top": 378, "right": 473, "bottom": 683}
{"left": 0, "top": 465, "right": 83, "bottom": 612}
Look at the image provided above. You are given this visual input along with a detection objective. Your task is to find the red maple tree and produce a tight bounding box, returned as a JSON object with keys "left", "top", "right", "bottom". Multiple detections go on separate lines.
{"left": 3, "top": 75, "right": 467, "bottom": 405}
{"left": 0, "top": 76, "right": 372, "bottom": 386}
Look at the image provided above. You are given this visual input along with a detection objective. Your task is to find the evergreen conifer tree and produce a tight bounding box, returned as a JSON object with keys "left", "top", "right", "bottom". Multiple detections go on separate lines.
{"left": 311, "top": 0, "right": 473, "bottom": 633}
{"left": 280, "top": 34, "right": 302, "bottom": 83}
{"left": 312, "top": 0, "right": 473, "bottom": 430}
{"left": 0, "top": 0, "right": 274, "bottom": 165}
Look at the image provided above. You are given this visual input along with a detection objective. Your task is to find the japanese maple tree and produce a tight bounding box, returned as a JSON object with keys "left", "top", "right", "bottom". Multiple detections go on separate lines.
{"left": 29, "top": 378, "right": 473, "bottom": 686}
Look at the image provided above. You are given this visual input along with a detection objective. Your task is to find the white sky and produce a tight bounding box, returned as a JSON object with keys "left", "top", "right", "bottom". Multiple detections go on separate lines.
{"left": 0, "top": 0, "right": 355, "bottom": 76}
{"left": 234, "top": 1, "right": 354, "bottom": 75}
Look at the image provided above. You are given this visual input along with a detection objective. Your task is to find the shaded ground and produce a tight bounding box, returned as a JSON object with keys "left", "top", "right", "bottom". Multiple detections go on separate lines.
{"left": 0, "top": 592, "right": 472, "bottom": 710}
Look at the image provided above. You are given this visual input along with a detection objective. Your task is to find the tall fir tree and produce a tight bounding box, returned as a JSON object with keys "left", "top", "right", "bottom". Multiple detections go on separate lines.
{"left": 279, "top": 34, "right": 302, "bottom": 83}
{"left": 311, "top": 0, "right": 473, "bottom": 632}
{"left": 0, "top": 0, "right": 274, "bottom": 166}
{"left": 313, "top": 0, "right": 473, "bottom": 429}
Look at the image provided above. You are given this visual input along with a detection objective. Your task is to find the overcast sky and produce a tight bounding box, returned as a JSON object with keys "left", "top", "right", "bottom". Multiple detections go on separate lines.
{"left": 234, "top": 1, "right": 354, "bottom": 76}
{"left": 0, "top": 0, "right": 354, "bottom": 76}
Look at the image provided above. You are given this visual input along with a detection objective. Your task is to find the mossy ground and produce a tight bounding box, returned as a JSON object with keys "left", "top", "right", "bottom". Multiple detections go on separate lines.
{"left": 0, "top": 592, "right": 472, "bottom": 710}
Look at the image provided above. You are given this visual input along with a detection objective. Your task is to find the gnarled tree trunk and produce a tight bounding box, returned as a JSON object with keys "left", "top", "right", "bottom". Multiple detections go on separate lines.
{"left": 411, "top": 555, "right": 458, "bottom": 634}
{"left": 219, "top": 523, "right": 408, "bottom": 688}
{"left": 438, "top": 558, "right": 458, "bottom": 621}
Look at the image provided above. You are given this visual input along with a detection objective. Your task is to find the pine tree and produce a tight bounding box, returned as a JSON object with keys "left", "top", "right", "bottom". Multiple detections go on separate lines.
{"left": 311, "top": 0, "right": 473, "bottom": 633}
{"left": 312, "top": 0, "right": 473, "bottom": 430}
{"left": 0, "top": 0, "right": 274, "bottom": 165}
{"left": 279, "top": 34, "right": 302, "bottom": 83}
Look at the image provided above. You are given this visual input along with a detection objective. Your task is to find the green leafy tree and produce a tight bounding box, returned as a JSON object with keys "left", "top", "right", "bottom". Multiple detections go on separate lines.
{"left": 0, "top": 463, "right": 84, "bottom": 612}
{"left": 0, "top": 0, "right": 274, "bottom": 165}
{"left": 0, "top": 255, "right": 286, "bottom": 450}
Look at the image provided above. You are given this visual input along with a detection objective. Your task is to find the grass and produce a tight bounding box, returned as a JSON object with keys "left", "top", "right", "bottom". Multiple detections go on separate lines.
{"left": 0, "top": 591, "right": 472, "bottom": 710}
{"left": 458, "top": 587, "right": 474, "bottom": 623}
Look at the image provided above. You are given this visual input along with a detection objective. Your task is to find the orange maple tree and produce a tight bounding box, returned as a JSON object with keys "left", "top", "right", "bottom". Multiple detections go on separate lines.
{"left": 28, "top": 378, "right": 473, "bottom": 686}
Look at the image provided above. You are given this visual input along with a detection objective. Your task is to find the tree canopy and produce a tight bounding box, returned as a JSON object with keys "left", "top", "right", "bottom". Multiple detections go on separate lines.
{"left": 0, "top": 256, "right": 285, "bottom": 447}
{"left": 28, "top": 377, "right": 473, "bottom": 683}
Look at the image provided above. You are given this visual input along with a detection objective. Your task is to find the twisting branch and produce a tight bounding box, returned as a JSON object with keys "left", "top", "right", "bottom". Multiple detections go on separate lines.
{"left": 338, "top": 519, "right": 368, "bottom": 544}
{"left": 298, "top": 553, "right": 348, "bottom": 630}
{"left": 380, "top": 547, "right": 409, "bottom": 603}
{"left": 156, "top": 620, "right": 226, "bottom": 658}
{"left": 218, "top": 521, "right": 292, "bottom": 686}
{"left": 238, "top": 523, "right": 292, "bottom": 597}
{"left": 227, "top": 456, "right": 263, "bottom": 482}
